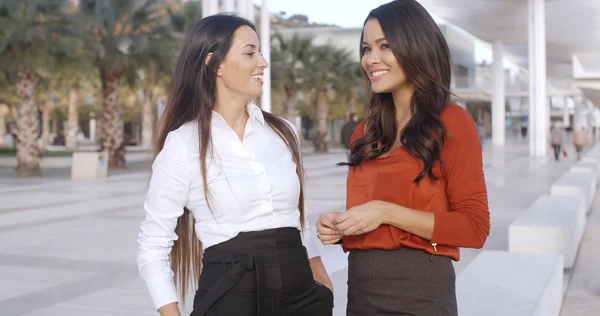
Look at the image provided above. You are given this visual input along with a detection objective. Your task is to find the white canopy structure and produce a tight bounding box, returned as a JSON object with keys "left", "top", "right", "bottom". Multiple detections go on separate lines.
{"left": 417, "top": 0, "right": 600, "bottom": 157}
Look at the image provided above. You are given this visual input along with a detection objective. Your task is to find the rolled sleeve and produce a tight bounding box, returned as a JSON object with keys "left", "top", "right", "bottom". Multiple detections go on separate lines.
{"left": 137, "top": 132, "right": 190, "bottom": 310}
{"left": 431, "top": 105, "right": 490, "bottom": 249}
{"left": 301, "top": 215, "right": 321, "bottom": 259}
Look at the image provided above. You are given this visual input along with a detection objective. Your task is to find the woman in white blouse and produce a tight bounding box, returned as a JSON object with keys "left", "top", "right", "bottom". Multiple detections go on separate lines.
{"left": 137, "top": 14, "right": 333, "bottom": 316}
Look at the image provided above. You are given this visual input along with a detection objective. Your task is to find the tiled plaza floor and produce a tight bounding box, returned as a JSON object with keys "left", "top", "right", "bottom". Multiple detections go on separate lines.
{"left": 0, "top": 140, "right": 597, "bottom": 315}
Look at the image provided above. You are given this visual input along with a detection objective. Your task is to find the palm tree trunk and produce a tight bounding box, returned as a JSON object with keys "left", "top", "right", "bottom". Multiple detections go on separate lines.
{"left": 40, "top": 99, "right": 50, "bottom": 150}
{"left": 284, "top": 87, "right": 297, "bottom": 124}
{"left": 65, "top": 83, "right": 80, "bottom": 150}
{"left": 284, "top": 86, "right": 310, "bottom": 149}
{"left": 314, "top": 85, "right": 329, "bottom": 152}
{"left": 345, "top": 91, "right": 356, "bottom": 120}
{"left": 15, "top": 64, "right": 42, "bottom": 177}
{"left": 141, "top": 88, "right": 154, "bottom": 149}
{"left": 100, "top": 68, "right": 125, "bottom": 168}
{"left": 0, "top": 115, "right": 6, "bottom": 148}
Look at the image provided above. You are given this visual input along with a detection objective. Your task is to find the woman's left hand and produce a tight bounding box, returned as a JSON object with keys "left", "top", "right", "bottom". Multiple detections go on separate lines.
{"left": 335, "top": 200, "right": 390, "bottom": 236}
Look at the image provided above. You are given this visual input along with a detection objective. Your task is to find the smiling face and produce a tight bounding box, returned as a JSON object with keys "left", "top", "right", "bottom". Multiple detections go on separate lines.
{"left": 216, "top": 25, "right": 268, "bottom": 100}
{"left": 361, "top": 18, "right": 410, "bottom": 94}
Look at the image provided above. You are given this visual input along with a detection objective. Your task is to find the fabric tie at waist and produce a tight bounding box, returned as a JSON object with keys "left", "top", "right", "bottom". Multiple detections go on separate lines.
{"left": 193, "top": 247, "right": 309, "bottom": 316}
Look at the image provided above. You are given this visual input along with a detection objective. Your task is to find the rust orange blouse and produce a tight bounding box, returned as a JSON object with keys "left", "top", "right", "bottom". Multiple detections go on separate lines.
{"left": 342, "top": 104, "right": 490, "bottom": 261}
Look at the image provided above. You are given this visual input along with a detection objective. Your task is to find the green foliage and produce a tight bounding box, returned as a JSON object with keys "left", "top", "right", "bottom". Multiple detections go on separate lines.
{"left": 80, "top": 0, "right": 177, "bottom": 83}
{"left": 168, "top": 0, "right": 202, "bottom": 34}
{"left": 0, "top": 0, "right": 368, "bottom": 129}
{"left": 0, "top": 0, "right": 81, "bottom": 79}
{"left": 271, "top": 33, "right": 314, "bottom": 93}
{"left": 270, "top": 32, "right": 364, "bottom": 121}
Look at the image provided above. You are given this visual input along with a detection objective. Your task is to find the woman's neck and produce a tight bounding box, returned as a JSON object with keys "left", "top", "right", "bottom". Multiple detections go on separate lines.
{"left": 213, "top": 94, "right": 250, "bottom": 128}
{"left": 392, "top": 87, "right": 414, "bottom": 128}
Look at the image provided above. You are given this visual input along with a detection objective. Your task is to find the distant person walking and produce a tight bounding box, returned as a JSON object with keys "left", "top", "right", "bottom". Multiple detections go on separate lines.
{"left": 476, "top": 119, "right": 486, "bottom": 147}
{"left": 573, "top": 127, "right": 586, "bottom": 160}
{"left": 341, "top": 113, "right": 360, "bottom": 164}
{"left": 550, "top": 124, "right": 565, "bottom": 161}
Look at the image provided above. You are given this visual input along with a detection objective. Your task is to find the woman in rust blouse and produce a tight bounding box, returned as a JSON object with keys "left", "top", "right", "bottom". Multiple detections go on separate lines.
{"left": 316, "top": 1, "right": 490, "bottom": 315}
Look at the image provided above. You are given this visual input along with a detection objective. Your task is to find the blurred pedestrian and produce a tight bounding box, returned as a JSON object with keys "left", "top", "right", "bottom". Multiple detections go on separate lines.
{"left": 341, "top": 112, "right": 360, "bottom": 166}
{"left": 550, "top": 124, "right": 565, "bottom": 161}
{"left": 573, "top": 126, "right": 586, "bottom": 160}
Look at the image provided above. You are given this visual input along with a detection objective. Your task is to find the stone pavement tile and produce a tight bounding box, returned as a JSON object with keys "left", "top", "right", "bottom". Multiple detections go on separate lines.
{"left": 0, "top": 280, "right": 52, "bottom": 302}
{"left": 560, "top": 296, "right": 600, "bottom": 316}
{"left": 330, "top": 267, "right": 348, "bottom": 316}
{"left": 0, "top": 263, "right": 137, "bottom": 315}
{"left": 0, "top": 196, "right": 141, "bottom": 230}
{"left": 54, "top": 286, "right": 157, "bottom": 315}
{"left": 0, "top": 264, "right": 92, "bottom": 287}
{"left": 560, "top": 189, "right": 600, "bottom": 316}
{"left": 22, "top": 305, "right": 155, "bottom": 316}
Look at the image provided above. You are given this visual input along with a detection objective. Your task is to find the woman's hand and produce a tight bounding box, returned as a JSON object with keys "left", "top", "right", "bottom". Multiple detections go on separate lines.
{"left": 335, "top": 200, "right": 390, "bottom": 236}
{"left": 158, "top": 302, "right": 181, "bottom": 316}
{"left": 316, "top": 212, "right": 344, "bottom": 245}
{"left": 309, "top": 256, "right": 333, "bottom": 293}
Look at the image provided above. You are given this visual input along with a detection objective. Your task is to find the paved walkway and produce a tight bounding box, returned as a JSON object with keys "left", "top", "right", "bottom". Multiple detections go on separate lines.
{"left": 0, "top": 140, "right": 597, "bottom": 315}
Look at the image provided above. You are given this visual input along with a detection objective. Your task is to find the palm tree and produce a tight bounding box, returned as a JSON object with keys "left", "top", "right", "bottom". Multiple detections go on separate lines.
{"left": 80, "top": 0, "right": 176, "bottom": 168}
{"left": 0, "top": 0, "right": 79, "bottom": 176}
{"left": 53, "top": 51, "right": 96, "bottom": 150}
{"left": 331, "top": 56, "right": 366, "bottom": 120}
{"left": 168, "top": 0, "right": 202, "bottom": 34}
{"left": 36, "top": 85, "right": 52, "bottom": 150}
{"left": 138, "top": 65, "right": 172, "bottom": 149}
{"left": 0, "top": 74, "right": 16, "bottom": 149}
{"left": 270, "top": 33, "right": 314, "bottom": 128}
{"left": 309, "top": 45, "right": 355, "bottom": 152}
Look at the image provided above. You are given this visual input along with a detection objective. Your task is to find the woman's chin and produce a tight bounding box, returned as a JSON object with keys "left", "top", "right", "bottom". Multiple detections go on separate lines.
{"left": 370, "top": 82, "right": 392, "bottom": 94}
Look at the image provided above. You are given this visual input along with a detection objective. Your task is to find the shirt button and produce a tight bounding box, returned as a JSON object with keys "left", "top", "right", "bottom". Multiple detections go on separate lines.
{"left": 266, "top": 196, "right": 271, "bottom": 202}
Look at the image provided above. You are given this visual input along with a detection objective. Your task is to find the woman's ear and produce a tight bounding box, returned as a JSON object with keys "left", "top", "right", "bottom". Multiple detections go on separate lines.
{"left": 205, "top": 52, "right": 224, "bottom": 77}
{"left": 204, "top": 52, "right": 213, "bottom": 66}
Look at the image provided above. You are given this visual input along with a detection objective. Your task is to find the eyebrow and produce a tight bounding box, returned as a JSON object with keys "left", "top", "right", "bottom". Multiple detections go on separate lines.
{"left": 243, "top": 44, "right": 259, "bottom": 49}
{"left": 362, "top": 37, "right": 387, "bottom": 45}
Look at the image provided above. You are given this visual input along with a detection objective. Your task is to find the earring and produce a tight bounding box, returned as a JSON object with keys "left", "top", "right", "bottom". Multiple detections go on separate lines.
{"left": 217, "top": 71, "right": 222, "bottom": 77}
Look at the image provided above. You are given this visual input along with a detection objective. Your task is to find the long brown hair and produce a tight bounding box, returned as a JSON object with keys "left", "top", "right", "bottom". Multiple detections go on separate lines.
{"left": 348, "top": 0, "right": 452, "bottom": 183}
{"left": 153, "top": 14, "right": 305, "bottom": 304}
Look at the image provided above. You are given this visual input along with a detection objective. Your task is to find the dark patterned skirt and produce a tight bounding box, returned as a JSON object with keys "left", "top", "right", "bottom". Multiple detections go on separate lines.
{"left": 347, "top": 246, "right": 458, "bottom": 316}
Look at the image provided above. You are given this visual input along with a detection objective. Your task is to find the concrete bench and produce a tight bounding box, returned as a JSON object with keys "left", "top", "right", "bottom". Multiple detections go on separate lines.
{"left": 584, "top": 150, "right": 600, "bottom": 158}
{"left": 71, "top": 151, "right": 109, "bottom": 180}
{"left": 456, "top": 251, "right": 563, "bottom": 316}
{"left": 585, "top": 144, "right": 600, "bottom": 158}
{"left": 572, "top": 157, "right": 600, "bottom": 183}
{"left": 508, "top": 195, "right": 586, "bottom": 268}
{"left": 550, "top": 171, "right": 596, "bottom": 213}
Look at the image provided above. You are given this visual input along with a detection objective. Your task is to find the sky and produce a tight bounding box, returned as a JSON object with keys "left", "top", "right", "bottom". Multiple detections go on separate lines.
{"left": 256, "top": 0, "right": 392, "bottom": 28}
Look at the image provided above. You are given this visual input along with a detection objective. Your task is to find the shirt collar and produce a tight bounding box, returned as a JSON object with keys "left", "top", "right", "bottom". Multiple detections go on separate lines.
{"left": 247, "top": 102, "right": 265, "bottom": 126}
{"left": 211, "top": 102, "right": 265, "bottom": 127}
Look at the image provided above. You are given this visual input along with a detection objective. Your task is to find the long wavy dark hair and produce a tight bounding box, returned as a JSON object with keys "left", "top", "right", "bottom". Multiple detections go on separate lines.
{"left": 348, "top": 0, "right": 452, "bottom": 183}
{"left": 153, "top": 14, "right": 305, "bottom": 303}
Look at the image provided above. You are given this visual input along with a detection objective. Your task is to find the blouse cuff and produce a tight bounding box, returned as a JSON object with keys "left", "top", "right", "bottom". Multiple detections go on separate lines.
{"left": 146, "top": 275, "right": 179, "bottom": 311}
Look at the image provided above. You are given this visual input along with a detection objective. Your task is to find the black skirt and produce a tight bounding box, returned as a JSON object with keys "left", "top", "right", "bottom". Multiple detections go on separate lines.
{"left": 347, "top": 247, "right": 458, "bottom": 316}
{"left": 190, "top": 227, "right": 333, "bottom": 316}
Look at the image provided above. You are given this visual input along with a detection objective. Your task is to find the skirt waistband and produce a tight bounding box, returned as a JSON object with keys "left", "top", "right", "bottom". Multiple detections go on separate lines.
{"left": 203, "top": 227, "right": 304, "bottom": 257}
{"left": 193, "top": 227, "right": 309, "bottom": 316}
